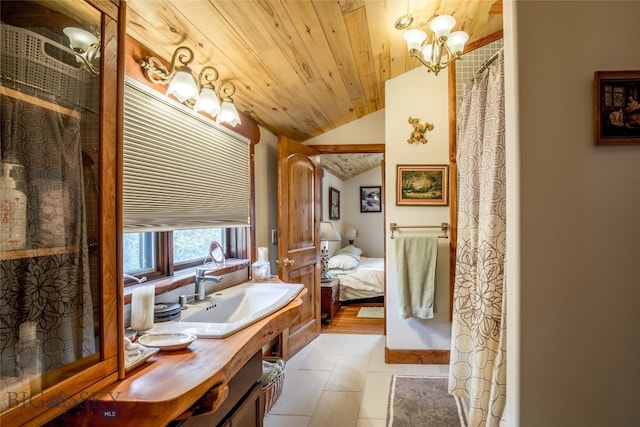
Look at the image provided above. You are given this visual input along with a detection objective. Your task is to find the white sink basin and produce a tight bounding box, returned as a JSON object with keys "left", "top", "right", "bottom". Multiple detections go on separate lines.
{"left": 149, "top": 282, "right": 303, "bottom": 339}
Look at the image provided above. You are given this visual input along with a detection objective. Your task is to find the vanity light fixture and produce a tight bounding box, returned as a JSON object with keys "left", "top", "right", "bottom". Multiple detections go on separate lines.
{"left": 141, "top": 46, "right": 241, "bottom": 126}
{"left": 63, "top": 27, "right": 101, "bottom": 76}
{"left": 141, "top": 46, "right": 199, "bottom": 103}
{"left": 395, "top": 6, "right": 468, "bottom": 75}
{"left": 216, "top": 81, "right": 241, "bottom": 127}
{"left": 194, "top": 66, "right": 222, "bottom": 117}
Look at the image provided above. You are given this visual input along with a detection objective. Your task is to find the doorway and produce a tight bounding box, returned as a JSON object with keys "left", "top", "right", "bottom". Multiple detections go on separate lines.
{"left": 310, "top": 144, "right": 386, "bottom": 335}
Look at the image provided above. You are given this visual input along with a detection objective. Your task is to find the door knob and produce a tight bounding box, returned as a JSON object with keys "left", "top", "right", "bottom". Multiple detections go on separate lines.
{"left": 275, "top": 258, "right": 295, "bottom": 266}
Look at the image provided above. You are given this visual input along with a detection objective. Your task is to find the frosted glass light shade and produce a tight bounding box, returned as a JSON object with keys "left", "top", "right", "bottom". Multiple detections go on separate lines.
{"left": 447, "top": 31, "right": 469, "bottom": 54}
{"left": 421, "top": 44, "right": 434, "bottom": 63}
{"left": 429, "top": 15, "right": 455, "bottom": 38}
{"left": 194, "top": 87, "right": 221, "bottom": 116}
{"left": 217, "top": 101, "right": 241, "bottom": 126}
{"left": 63, "top": 27, "right": 97, "bottom": 51}
{"left": 167, "top": 69, "right": 199, "bottom": 103}
{"left": 403, "top": 28, "right": 427, "bottom": 51}
{"left": 345, "top": 227, "right": 358, "bottom": 240}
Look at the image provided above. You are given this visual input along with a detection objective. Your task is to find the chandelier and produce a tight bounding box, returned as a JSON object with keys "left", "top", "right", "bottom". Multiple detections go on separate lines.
{"left": 395, "top": 9, "right": 469, "bottom": 75}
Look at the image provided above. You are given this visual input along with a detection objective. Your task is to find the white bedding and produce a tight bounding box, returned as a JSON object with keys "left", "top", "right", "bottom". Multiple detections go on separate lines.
{"left": 328, "top": 257, "right": 385, "bottom": 301}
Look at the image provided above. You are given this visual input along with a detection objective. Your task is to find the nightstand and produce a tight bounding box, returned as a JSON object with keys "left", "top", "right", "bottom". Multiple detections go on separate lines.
{"left": 320, "top": 278, "right": 340, "bottom": 323}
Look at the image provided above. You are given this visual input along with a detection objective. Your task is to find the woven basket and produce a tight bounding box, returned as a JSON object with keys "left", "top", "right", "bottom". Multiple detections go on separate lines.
{"left": 262, "top": 357, "right": 285, "bottom": 415}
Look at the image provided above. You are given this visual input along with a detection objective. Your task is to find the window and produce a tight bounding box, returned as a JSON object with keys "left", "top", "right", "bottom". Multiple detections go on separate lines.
{"left": 123, "top": 232, "right": 155, "bottom": 274}
{"left": 122, "top": 80, "right": 252, "bottom": 286}
{"left": 123, "top": 227, "right": 248, "bottom": 285}
{"left": 173, "top": 228, "right": 224, "bottom": 267}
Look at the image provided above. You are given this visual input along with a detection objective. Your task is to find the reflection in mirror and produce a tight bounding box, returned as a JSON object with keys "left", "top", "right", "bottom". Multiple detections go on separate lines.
{"left": 0, "top": 0, "right": 101, "bottom": 407}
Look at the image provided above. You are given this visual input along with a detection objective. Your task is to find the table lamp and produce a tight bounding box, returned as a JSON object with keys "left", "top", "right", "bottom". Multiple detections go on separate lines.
{"left": 319, "top": 221, "right": 341, "bottom": 282}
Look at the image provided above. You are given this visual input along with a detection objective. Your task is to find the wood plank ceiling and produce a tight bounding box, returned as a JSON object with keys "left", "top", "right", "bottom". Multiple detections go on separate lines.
{"left": 125, "top": 0, "right": 503, "bottom": 143}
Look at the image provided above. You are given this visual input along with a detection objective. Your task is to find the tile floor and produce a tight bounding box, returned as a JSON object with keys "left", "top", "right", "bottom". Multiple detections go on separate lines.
{"left": 264, "top": 333, "right": 450, "bottom": 427}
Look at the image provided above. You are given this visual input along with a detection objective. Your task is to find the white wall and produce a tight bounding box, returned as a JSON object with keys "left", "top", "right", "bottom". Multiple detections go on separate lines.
{"left": 304, "top": 109, "right": 385, "bottom": 145}
{"left": 385, "top": 67, "right": 451, "bottom": 350}
{"left": 506, "top": 1, "right": 640, "bottom": 426}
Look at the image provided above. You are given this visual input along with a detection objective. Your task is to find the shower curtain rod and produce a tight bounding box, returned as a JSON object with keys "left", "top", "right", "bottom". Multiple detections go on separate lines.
{"left": 389, "top": 222, "right": 449, "bottom": 239}
{"left": 476, "top": 48, "right": 503, "bottom": 75}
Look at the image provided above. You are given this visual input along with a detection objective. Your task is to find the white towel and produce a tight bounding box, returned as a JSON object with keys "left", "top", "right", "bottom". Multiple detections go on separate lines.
{"left": 394, "top": 235, "right": 438, "bottom": 319}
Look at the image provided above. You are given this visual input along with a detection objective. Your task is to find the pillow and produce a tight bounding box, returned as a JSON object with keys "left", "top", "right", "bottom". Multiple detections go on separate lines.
{"left": 327, "top": 253, "right": 360, "bottom": 270}
{"left": 335, "top": 245, "right": 362, "bottom": 258}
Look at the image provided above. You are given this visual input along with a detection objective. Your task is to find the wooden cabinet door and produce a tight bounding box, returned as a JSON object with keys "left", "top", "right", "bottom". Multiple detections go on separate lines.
{"left": 277, "top": 136, "right": 321, "bottom": 358}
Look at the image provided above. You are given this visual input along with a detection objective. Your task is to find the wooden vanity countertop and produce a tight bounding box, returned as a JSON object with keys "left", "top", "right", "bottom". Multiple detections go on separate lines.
{"left": 71, "top": 283, "right": 306, "bottom": 426}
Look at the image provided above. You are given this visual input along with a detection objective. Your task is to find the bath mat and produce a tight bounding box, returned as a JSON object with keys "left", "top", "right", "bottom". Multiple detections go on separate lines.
{"left": 357, "top": 307, "right": 384, "bottom": 318}
{"left": 387, "top": 375, "right": 468, "bottom": 427}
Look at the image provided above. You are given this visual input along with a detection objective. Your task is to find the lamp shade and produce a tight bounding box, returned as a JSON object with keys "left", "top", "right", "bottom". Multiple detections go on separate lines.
{"left": 194, "top": 87, "right": 221, "bottom": 116}
{"left": 167, "top": 69, "right": 199, "bottom": 103}
{"left": 319, "top": 221, "right": 341, "bottom": 242}
{"left": 403, "top": 28, "right": 427, "bottom": 51}
{"left": 429, "top": 14, "right": 456, "bottom": 39}
{"left": 345, "top": 227, "right": 358, "bottom": 241}
{"left": 63, "top": 27, "right": 97, "bottom": 51}
{"left": 217, "top": 100, "right": 241, "bottom": 126}
{"left": 447, "top": 31, "right": 469, "bottom": 54}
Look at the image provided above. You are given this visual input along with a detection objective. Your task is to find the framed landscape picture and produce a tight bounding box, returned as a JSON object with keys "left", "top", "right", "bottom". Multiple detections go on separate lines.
{"left": 594, "top": 70, "right": 640, "bottom": 145}
{"left": 360, "top": 186, "right": 382, "bottom": 213}
{"left": 329, "top": 187, "right": 340, "bottom": 219}
{"left": 396, "top": 165, "right": 449, "bottom": 206}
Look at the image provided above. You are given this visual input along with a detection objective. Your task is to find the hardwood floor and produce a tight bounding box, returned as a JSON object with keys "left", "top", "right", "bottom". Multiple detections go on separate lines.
{"left": 321, "top": 302, "right": 384, "bottom": 335}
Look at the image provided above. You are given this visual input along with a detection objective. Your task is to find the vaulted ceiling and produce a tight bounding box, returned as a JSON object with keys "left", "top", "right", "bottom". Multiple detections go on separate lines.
{"left": 125, "top": 0, "right": 503, "bottom": 143}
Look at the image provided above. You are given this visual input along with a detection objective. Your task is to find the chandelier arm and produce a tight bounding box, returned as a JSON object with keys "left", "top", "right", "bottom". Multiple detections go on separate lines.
{"left": 436, "top": 43, "right": 461, "bottom": 69}
{"left": 408, "top": 49, "right": 435, "bottom": 70}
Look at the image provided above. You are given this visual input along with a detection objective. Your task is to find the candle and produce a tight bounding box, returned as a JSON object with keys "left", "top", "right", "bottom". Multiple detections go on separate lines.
{"left": 130, "top": 285, "right": 155, "bottom": 331}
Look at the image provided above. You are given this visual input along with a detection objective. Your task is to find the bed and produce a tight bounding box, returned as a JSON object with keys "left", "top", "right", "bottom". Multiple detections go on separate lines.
{"left": 326, "top": 246, "right": 385, "bottom": 302}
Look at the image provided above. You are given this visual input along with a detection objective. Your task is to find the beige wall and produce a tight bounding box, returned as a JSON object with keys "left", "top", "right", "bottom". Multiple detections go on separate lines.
{"left": 505, "top": 1, "right": 640, "bottom": 425}
{"left": 385, "top": 66, "right": 452, "bottom": 350}
{"left": 253, "top": 126, "right": 279, "bottom": 271}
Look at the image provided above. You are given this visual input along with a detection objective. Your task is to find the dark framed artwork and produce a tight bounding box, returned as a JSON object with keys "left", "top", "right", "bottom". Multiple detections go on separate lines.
{"left": 594, "top": 70, "right": 640, "bottom": 145}
{"left": 329, "top": 187, "right": 340, "bottom": 219}
{"left": 396, "top": 165, "right": 449, "bottom": 206}
{"left": 360, "top": 186, "right": 382, "bottom": 213}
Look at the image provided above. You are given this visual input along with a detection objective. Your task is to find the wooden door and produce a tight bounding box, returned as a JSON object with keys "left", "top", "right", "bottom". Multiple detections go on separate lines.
{"left": 277, "top": 136, "right": 321, "bottom": 359}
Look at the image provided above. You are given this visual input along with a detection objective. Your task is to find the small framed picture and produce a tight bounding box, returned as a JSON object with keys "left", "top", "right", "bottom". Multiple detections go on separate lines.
{"left": 329, "top": 187, "right": 340, "bottom": 219}
{"left": 396, "top": 165, "right": 449, "bottom": 206}
{"left": 360, "top": 186, "right": 382, "bottom": 213}
{"left": 594, "top": 70, "right": 640, "bottom": 145}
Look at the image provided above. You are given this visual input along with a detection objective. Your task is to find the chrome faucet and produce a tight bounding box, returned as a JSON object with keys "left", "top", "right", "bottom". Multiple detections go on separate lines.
{"left": 123, "top": 273, "right": 147, "bottom": 284}
{"left": 194, "top": 266, "right": 223, "bottom": 300}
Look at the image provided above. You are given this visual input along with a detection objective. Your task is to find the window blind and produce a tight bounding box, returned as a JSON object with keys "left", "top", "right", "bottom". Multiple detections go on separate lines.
{"left": 122, "top": 78, "right": 250, "bottom": 232}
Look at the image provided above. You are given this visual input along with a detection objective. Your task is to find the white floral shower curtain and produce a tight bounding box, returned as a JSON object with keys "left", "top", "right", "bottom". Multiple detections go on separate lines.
{"left": 448, "top": 50, "right": 506, "bottom": 427}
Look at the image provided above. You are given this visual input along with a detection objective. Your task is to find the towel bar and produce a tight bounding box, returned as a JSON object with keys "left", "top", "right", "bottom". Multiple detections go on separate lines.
{"left": 389, "top": 222, "right": 449, "bottom": 239}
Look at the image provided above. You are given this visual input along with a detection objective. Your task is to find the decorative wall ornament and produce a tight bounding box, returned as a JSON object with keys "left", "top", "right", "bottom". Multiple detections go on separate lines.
{"left": 407, "top": 117, "right": 434, "bottom": 144}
